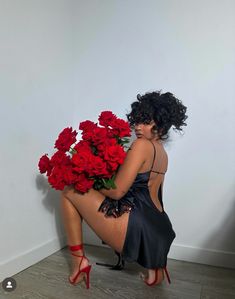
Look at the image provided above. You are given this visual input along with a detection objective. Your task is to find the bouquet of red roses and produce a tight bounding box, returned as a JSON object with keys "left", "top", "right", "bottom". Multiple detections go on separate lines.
{"left": 38, "top": 111, "right": 131, "bottom": 193}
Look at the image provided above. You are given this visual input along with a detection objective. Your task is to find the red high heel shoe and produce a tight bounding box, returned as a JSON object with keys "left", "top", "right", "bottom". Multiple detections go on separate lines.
{"left": 68, "top": 244, "right": 92, "bottom": 289}
{"left": 142, "top": 266, "right": 171, "bottom": 286}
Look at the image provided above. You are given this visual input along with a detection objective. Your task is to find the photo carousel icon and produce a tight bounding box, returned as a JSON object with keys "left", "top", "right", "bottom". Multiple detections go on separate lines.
{"left": 2, "top": 277, "right": 17, "bottom": 292}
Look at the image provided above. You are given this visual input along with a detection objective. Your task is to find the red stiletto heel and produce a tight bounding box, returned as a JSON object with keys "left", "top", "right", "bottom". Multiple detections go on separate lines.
{"left": 68, "top": 244, "right": 92, "bottom": 289}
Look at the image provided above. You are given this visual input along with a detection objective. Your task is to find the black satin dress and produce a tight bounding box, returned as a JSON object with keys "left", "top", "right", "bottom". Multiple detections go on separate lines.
{"left": 98, "top": 141, "right": 176, "bottom": 269}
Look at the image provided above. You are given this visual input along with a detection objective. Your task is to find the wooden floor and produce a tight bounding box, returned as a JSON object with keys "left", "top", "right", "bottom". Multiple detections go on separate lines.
{"left": 1, "top": 244, "right": 235, "bottom": 299}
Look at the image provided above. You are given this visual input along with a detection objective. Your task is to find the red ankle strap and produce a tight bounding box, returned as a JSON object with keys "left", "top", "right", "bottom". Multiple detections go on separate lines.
{"left": 69, "top": 244, "right": 83, "bottom": 251}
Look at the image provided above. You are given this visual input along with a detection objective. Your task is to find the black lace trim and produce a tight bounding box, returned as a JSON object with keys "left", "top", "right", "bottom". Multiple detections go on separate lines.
{"left": 98, "top": 197, "right": 135, "bottom": 218}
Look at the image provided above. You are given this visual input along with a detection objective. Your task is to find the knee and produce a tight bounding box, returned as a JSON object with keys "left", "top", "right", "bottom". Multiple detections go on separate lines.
{"left": 60, "top": 189, "right": 75, "bottom": 211}
{"left": 61, "top": 186, "right": 78, "bottom": 204}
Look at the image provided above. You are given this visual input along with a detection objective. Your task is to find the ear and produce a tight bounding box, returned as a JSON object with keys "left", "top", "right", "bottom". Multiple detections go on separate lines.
{"left": 150, "top": 120, "right": 156, "bottom": 128}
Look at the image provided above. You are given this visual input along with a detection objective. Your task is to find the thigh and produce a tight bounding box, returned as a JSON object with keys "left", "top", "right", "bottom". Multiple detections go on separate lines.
{"left": 62, "top": 186, "right": 130, "bottom": 253}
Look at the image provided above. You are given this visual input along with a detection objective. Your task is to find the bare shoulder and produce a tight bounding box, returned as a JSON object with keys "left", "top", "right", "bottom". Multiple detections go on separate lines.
{"left": 128, "top": 138, "right": 153, "bottom": 160}
{"left": 129, "top": 138, "right": 152, "bottom": 150}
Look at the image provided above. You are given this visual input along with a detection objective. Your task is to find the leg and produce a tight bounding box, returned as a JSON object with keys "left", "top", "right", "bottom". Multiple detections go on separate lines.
{"left": 61, "top": 186, "right": 129, "bottom": 285}
{"left": 62, "top": 186, "right": 129, "bottom": 253}
{"left": 61, "top": 195, "right": 83, "bottom": 245}
{"left": 60, "top": 197, "right": 87, "bottom": 283}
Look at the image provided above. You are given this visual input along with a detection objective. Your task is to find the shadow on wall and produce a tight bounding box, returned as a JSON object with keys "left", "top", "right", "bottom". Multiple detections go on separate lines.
{"left": 35, "top": 174, "right": 69, "bottom": 266}
{"left": 196, "top": 185, "right": 235, "bottom": 270}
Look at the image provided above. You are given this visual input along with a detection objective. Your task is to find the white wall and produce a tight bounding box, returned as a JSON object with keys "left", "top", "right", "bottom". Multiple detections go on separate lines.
{"left": 0, "top": 0, "right": 235, "bottom": 282}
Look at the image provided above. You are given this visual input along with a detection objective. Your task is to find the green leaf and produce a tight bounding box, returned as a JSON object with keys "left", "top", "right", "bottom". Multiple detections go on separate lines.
{"left": 94, "top": 177, "right": 106, "bottom": 190}
{"left": 110, "top": 179, "right": 116, "bottom": 189}
{"left": 101, "top": 178, "right": 110, "bottom": 189}
{"left": 121, "top": 138, "right": 130, "bottom": 143}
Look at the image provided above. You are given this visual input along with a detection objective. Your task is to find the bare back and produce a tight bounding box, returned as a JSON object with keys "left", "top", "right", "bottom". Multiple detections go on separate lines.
{"left": 138, "top": 140, "right": 168, "bottom": 213}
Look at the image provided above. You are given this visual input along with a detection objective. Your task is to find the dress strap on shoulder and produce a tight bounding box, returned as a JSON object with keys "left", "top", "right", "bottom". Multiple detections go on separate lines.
{"left": 149, "top": 140, "right": 156, "bottom": 171}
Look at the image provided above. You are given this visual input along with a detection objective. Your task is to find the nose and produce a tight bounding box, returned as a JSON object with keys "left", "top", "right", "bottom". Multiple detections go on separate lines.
{"left": 135, "top": 123, "right": 142, "bottom": 129}
{"left": 134, "top": 124, "right": 142, "bottom": 133}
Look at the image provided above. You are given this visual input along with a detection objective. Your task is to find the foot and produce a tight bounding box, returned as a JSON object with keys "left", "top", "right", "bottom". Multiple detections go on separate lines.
{"left": 69, "top": 250, "right": 90, "bottom": 284}
{"left": 140, "top": 268, "right": 164, "bottom": 286}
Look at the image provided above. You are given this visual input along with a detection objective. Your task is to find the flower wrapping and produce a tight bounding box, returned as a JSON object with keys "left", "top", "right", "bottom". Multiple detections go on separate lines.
{"left": 38, "top": 111, "right": 131, "bottom": 193}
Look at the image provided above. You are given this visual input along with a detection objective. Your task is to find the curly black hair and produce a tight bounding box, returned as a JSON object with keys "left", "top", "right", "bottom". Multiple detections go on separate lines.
{"left": 126, "top": 91, "right": 188, "bottom": 141}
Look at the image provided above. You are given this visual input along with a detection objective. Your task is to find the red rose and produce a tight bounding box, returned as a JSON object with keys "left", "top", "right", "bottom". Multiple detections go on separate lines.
{"left": 96, "top": 138, "right": 117, "bottom": 156}
{"left": 106, "top": 160, "right": 119, "bottom": 172}
{"left": 38, "top": 154, "right": 53, "bottom": 176}
{"left": 79, "top": 120, "right": 97, "bottom": 132}
{"left": 74, "top": 173, "right": 94, "bottom": 193}
{"left": 71, "top": 150, "right": 93, "bottom": 173}
{"left": 91, "top": 127, "right": 108, "bottom": 145}
{"left": 104, "top": 144, "right": 126, "bottom": 164}
{"left": 106, "top": 127, "right": 116, "bottom": 139}
{"left": 50, "top": 151, "right": 70, "bottom": 166}
{"left": 54, "top": 127, "right": 77, "bottom": 152}
{"left": 98, "top": 111, "right": 117, "bottom": 127}
{"left": 73, "top": 140, "right": 92, "bottom": 153}
{"left": 82, "top": 130, "right": 94, "bottom": 142}
{"left": 48, "top": 165, "right": 66, "bottom": 190}
{"left": 111, "top": 118, "right": 131, "bottom": 137}
{"left": 88, "top": 155, "right": 109, "bottom": 177}
{"left": 63, "top": 165, "right": 79, "bottom": 185}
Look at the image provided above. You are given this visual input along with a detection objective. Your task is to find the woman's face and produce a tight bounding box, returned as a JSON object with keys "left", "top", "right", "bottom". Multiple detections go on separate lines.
{"left": 134, "top": 120, "right": 157, "bottom": 140}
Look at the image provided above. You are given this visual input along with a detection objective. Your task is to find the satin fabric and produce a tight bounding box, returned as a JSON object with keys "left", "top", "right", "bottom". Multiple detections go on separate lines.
{"left": 98, "top": 171, "right": 176, "bottom": 268}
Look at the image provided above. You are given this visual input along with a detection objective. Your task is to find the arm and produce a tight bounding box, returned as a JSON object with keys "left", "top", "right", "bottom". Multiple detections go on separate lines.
{"left": 99, "top": 138, "right": 148, "bottom": 200}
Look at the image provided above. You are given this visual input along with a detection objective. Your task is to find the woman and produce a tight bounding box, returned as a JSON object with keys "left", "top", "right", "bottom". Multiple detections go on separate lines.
{"left": 61, "top": 91, "right": 188, "bottom": 289}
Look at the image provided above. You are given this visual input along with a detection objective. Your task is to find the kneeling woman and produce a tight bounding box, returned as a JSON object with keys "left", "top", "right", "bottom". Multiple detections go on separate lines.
{"left": 61, "top": 90, "right": 188, "bottom": 289}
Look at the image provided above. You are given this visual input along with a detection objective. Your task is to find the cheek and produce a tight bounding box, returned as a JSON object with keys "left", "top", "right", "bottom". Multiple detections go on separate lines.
{"left": 143, "top": 128, "right": 150, "bottom": 136}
